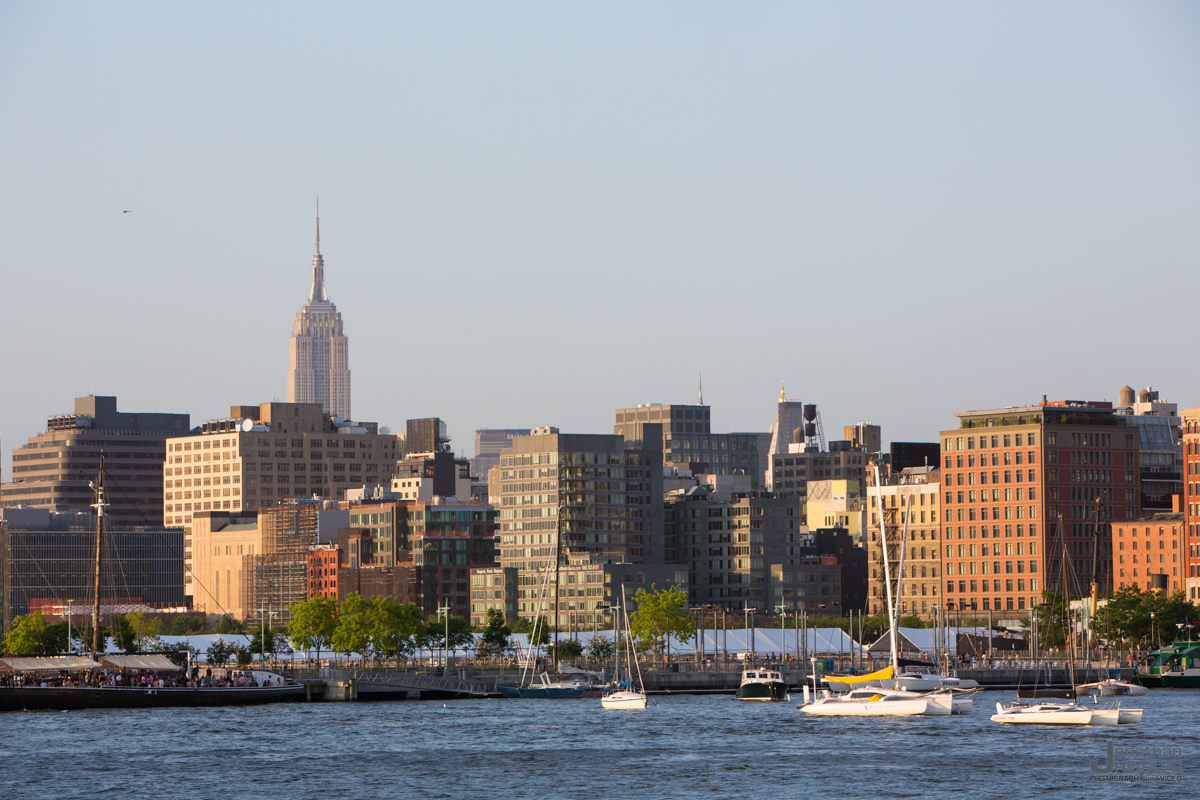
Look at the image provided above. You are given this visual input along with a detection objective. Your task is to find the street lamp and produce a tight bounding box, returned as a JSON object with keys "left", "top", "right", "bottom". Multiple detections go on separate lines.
{"left": 776, "top": 604, "right": 788, "bottom": 663}
{"left": 437, "top": 604, "right": 451, "bottom": 672}
{"left": 257, "top": 605, "right": 278, "bottom": 668}
{"left": 66, "top": 600, "right": 74, "bottom": 655}
{"left": 594, "top": 604, "right": 612, "bottom": 677}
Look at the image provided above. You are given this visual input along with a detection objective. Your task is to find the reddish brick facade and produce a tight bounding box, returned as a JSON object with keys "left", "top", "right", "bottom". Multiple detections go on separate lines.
{"left": 940, "top": 401, "right": 1139, "bottom": 615}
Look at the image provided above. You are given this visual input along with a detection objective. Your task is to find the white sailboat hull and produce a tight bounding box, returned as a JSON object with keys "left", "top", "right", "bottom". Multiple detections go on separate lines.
{"left": 601, "top": 690, "right": 647, "bottom": 710}
{"left": 990, "top": 702, "right": 1093, "bottom": 725}
{"left": 1117, "top": 708, "right": 1143, "bottom": 724}
{"left": 801, "top": 697, "right": 932, "bottom": 716}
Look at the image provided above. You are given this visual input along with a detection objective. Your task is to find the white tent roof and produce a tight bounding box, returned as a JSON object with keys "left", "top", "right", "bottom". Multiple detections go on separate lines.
{"left": 0, "top": 655, "right": 102, "bottom": 671}
{"left": 866, "top": 627, "right": 993, "bottom": 656}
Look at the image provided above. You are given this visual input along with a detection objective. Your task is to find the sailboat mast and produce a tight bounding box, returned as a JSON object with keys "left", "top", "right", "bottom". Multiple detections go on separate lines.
{"left": 90, "top": 454, "right": 107, "bottom": 658}
{"left": 873, "top": 466, "right": 900, "bottom": 674}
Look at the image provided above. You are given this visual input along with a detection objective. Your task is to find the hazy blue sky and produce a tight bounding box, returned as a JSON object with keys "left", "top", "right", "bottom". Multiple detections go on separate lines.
{"left": 1, "top": 2, "right": 1197, "bottom": 470}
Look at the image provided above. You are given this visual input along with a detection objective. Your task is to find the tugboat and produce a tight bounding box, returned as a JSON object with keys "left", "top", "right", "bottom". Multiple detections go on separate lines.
{"left": 736, "top": 668, "right": 787, "bottom": 701}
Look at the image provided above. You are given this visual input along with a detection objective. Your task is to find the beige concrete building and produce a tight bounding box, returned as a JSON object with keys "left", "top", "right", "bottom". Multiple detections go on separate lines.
{"left": 805, "top": 479, "right": 866, "bottom": 537}
{"left": 865, "top": 467, "right": 942, "bottom": 619}
{"left": 164, "top": 401, "right": 398, "bottom": 596}
{"left": 187, "top": 511, "right": 261, "bottom": 620}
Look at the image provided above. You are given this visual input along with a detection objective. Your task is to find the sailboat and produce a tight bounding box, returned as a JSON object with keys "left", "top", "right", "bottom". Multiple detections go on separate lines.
{"left": 601, "top": 586, "right": 647, "bottom": 710}
{"left": 0, "top": 458, "right": 303, "bottom": 711}
{"left": 800, "top": 469, "right": 965, "bottom": 717}
{"left": 500, "top": 555, "right": 609, "bottom": 700}
{"left": 991, "top": 514, "right": 1141, "bottom": 726}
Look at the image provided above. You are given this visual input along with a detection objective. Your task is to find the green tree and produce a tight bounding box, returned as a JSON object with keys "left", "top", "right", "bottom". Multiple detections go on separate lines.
{"left": 207, "top": 639, "right": 235, "bottom": 666}
{"left": 4, "top": 613, "right": 70, "bottom": 656}
{"left": 126, "top": 611, "right": 167, "bottom": 651}
{"left": 288, "top": 595, "right": 339, "bottom": 663}
{"left": 1036, "top": 592, "right": 1070, "bottom": 652}
{"left": 423, "top": 615, "right": 474, "bottom": 654}
{"left": 553, "top": 639, "right": 583, "bottom": 661}
{"left": 331, "top": 594, "right": 373, "bottom": 660}
{"left": 111, "top": 614, "right": 137, "bottom": 653}
{"left": 1092, "top": 587, "right": 1199, "bottom": 649}
{"left": 477, "top": 608, "right": 513, "bottom": 660}
{"left": 214, "top": 615, "right": 243, "bottom": 634}
{"left": 248, "top": 625, "right": 292, "bottom": 664}
{"left": 527, "top": 619, "right": 552, "bottom": 655}
{"left": 629, "top": 584, "right": 694, "bottom": 666}
{"left": 235, "top": 647, "right": 252, "bottom": 667}
{"left": 369, "top": 599, "right": 426, "bottom": 667}
{"left": 587, "top": 635, "right": 616, "bottom": 663}
{"left": 162, "top": 640, "right": 199, "bottom": 667}
{"left": 169, "top": 615, "right": 206, "bottom": 635}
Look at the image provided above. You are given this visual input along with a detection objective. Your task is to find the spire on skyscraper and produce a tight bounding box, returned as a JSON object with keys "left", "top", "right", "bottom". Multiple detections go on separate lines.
{"left": 699, "top": 372, "right": 704, "bottom": 406}
{"left": 309, "top": 199, "right": 328, "bottom": 304}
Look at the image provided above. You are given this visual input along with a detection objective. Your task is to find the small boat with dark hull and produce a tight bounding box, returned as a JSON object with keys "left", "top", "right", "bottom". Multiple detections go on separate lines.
{"left": 736, "top": 669, "right": 787, "bottom": 701}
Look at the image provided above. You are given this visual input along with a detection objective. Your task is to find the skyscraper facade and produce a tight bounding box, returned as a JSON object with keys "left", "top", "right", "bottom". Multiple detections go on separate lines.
{"left": 288, "top": 208, "right": 351, "bottom": 419}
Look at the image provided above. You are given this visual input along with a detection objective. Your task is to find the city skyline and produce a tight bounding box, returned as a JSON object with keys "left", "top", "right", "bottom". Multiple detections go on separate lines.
{"left": 2, "top": 3, "right": 1197, "bottom": 472}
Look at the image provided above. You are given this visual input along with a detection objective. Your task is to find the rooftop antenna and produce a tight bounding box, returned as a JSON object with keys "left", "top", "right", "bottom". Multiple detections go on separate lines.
{"left": 315, "top": 197, "right": 321, "bottom": 254}
{"left": 698, "top": 372, "right": 703, "bottom": 406}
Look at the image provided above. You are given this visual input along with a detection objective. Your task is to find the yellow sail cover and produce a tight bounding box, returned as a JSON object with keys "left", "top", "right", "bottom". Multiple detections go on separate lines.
{"left": 823, "top": 665, "right": 894, "bottom": 687}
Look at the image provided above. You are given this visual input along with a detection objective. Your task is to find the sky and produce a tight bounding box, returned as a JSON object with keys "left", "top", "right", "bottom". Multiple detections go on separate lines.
{"left": 1, "top": 1, "right": 1198, "bottom": 471}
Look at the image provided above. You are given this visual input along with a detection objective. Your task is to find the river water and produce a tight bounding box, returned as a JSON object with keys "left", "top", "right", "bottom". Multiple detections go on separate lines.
{"left": 2, "top": 690, "right": 1194, "bottom": 798}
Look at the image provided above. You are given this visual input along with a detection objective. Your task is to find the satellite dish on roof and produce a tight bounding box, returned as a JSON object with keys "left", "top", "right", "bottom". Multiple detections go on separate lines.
{"left": 380, "top": 426, "right": 391, "bottom": 435}
{"left": 241, "top": 419, "right": 255, "bottom": 433}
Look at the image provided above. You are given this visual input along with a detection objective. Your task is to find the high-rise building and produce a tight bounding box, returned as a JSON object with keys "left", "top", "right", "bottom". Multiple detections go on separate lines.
{"left": 1181, "top": 407, "right": 1200, "bottom": 601}
{"left": 664, "top": 487, "right": 806, "bottom": 613}
{"left": 492, "top": 428, "right": 673, "bottom": 625}
{"left": 1112, "top": 513, "right": 1185, "bottom": 594}
{"left": 0, "top": 506, "right": 185, "bottom": 632}
{"left": 1, "top": 395, "right": 189, "bottom": 528}
{"left": 164, "top": 401, "right": 398, "bottom": 597}
{"left": 613, "top": 403, "right": 765, "bottom": 486}
{"left": 472, "top": 429, "right": 531, "bottom": 482}
{"left": 1114, "top": 386, "right": 1183, "bottom": 515}
{"left": 767, "top": 384, "right": 806, "bottom": 491}
{"left": 406, "top": 418, "right": 449, "bottom": 455}
{"left": 864, "top": 467, "right": 942, "bottom": 619}
{"left": 164, "top": 402, "right": 397, "bottom": 527}
{"left": 771, "top": 442, "right": 869, "bottom": 504}
{"left": 287, "top": 208, "right": 351, "bottom": 420}
{"left": 845, "top": 422, "right": 882, "bottom": 455}
{"left": 940, "top": 400, "right": 1140, "bottom": 616}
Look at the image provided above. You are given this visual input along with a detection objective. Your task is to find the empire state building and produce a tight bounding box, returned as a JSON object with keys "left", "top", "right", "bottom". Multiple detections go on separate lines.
{"left": 288, "top": 208, "right": 351, "bottom": 419}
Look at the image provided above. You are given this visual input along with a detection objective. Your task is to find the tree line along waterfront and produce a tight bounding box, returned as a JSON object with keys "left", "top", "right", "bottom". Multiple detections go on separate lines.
{"left": 6, "top": 584, "right": 1196, "bottom": 670}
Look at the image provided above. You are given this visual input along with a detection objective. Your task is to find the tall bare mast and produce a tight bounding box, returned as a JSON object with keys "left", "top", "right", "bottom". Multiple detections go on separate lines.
{"left": 90, "top": 453, "right": 107, "bottom": 659}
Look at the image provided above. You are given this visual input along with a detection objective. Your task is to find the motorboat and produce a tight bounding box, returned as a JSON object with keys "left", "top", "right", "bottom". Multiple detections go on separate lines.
{"left": 736, "top": 669, "right": 787, "bottom": 701}
{"left": 1134, "top": 638, "right": 1200, "bottom": 688}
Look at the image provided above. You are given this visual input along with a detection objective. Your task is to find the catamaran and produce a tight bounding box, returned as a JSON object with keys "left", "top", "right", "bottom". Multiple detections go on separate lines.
{"left": 991, "top": 513, "right": 1141, "bottom": 726}
{"left": 799, "top": 469, "right": 970, "bottom": 717}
